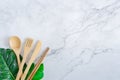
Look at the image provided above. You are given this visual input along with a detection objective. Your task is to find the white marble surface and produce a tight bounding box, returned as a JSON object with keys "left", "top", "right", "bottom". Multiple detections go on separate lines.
{"left": 0, "top": 0, "right": 120, "bottom": 80}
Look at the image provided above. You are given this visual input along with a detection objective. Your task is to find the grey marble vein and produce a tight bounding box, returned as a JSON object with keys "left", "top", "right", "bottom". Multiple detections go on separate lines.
{"left": 0, "top": 0, "right": 120, "bottom": 80}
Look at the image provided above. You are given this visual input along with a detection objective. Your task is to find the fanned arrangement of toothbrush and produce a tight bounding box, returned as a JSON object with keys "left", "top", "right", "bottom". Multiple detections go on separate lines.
{"left": 0, "top": 36, "right": 50, "bottom": 80}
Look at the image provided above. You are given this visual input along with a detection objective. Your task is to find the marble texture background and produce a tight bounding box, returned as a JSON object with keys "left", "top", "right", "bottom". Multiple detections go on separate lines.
{"left": 0, "top": 0, "right": 120, "bottom": 80}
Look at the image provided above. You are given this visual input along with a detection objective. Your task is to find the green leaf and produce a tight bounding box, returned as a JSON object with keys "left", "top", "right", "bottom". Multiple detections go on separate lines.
{"left": 20, "top": 54, "right": 44, "bottom": 80}
{"left": 0, "top": 48, "right": 44, "bottom": 80}
{"left": 32, "top": 63, "right": 44, "bottom": 80}
{"left": 0, "top": 48, "right": 19, "bottom": 80}
{"left": 25, "top": 63, "right": 44, "bottom": 80}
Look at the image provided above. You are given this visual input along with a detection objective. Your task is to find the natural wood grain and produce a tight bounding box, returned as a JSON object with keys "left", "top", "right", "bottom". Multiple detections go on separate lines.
{"left": 9, "top": 36, "right": 21, "bottom": 67}
{"left": 21, "top": 41, "right": 42, "bottom": 80}
{"left": 16, "top": 38, "right": 33, "bottom": 80}
{"left": 27, "top": 47, "right": 50, "bottom": 80}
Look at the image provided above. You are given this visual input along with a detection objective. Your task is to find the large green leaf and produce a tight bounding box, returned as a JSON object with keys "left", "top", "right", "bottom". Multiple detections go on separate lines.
{"left": 32, "top": 64, "right": 44, "bottom": 80}
{"left": 0, "top": 48, "right": 19, "bottom": 80}
{"left": 0, "top": 48, "right": 44, "bottom": 80}
{"left": 21, "top": 55, "right": 44, "bottom": 80}
{"left": 26, "top": 63, "right": 44, "bottom": 80}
